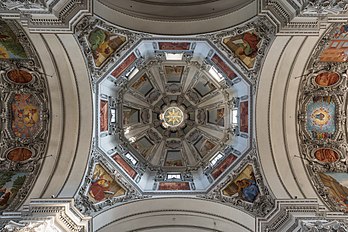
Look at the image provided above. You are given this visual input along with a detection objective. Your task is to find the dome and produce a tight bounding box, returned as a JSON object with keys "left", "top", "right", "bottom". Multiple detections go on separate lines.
{"left": 96, "top": 38, "right": 252, "bottom": 193}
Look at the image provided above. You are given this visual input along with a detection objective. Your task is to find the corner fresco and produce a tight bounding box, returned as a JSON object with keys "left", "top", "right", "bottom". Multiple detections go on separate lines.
{"left": 223, "top": 30, "right": 261, "bottom": 69}
{"left": 222, "top": 165, "right": 259, "bottom": 203}
{"left": 88, "top": 164, "right": 126, "bottom": 203}
{"left": 88, "top": 28, "right": 126, "bottom": 67}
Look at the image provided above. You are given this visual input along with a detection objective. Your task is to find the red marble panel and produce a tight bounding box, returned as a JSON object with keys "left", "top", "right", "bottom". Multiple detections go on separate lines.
{"left": 158, "top": 42, "right": 190, "bottom": 50}
{"left": 111, "top": 53, "right": 137, "bottom": 78}
{"left": 100, "top": 100, "right": 108, "bottom": 132}
{"left": 240, "top": 101, "right": 248, "bottom": 133}
{"left": 112, "top": 154, "right": 137, "bottom": 179}
{"left": 211, "top": 54, "right": 237, "bottom": 80}
{"left": 158, "top": 182, "right": 190, "bottom": 190}
{"left": 211, "top": 154, "right": 237, "bottom": 179}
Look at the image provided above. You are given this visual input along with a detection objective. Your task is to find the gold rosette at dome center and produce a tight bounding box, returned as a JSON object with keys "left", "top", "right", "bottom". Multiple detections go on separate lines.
{"left": 161, "top": 107, "right": 184, "bottom": 128}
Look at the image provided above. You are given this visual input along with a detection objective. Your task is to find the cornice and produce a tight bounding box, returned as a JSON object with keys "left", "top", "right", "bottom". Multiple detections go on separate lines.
{"left": 0, "top": 0, "right": 92, "bottom": 33}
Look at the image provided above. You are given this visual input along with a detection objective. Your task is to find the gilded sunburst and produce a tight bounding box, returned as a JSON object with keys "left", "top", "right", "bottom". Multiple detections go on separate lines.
{"left": 162, "top": 107, "right": 184, "bottom": 127}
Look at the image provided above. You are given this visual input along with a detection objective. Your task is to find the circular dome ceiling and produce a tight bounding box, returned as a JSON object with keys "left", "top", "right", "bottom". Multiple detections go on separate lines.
{"left": 96, "top": 39, "right": 252, "bottom": 194}
{"left": 98, "top": 0, "right": 255, "bottom": 21}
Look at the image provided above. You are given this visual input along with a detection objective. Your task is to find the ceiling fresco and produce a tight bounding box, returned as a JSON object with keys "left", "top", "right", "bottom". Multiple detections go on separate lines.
{"left": 298, "top": 23, "right": 348, "bottom": 213}
{"left": 0, "top": 20, "right": 49, "bottom": 212}
{"left": 74, "top": 16, "right": 276, "bottom": 216}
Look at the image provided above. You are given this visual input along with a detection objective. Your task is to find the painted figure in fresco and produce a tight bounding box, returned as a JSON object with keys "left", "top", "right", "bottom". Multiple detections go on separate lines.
{"left": 88, "top": 29, "right": 126, "bottom": 67}
{"left": 239, "top": 32, "right": 260, "bottom": 57}
{"left": 200, "top": 140, "right": 216, "bottom": 156}
{"left": 315, "top": 149, "right": 339, "bottom": 163}
{"left": 89, "top": 170, "right": 114, "bottom": 202}
{"left": 315, "top": 112, "right": 325, "bottom": 121}
{"left": 236, "top": 178, "right": 259, "bottom": 202}
{"left": 315, "top": 72, "right": 340, "bottom": 87}
{"left": 0, "top": 188, "right": 10, "bottom": 206}
{"left": 132, "top": 75, "right": 147, "bottom": 90}
{"left": 334, "top": 24, "right": 348, "bottom": 38}
{"left": 216, "top": 108, "right": 225, "bottom": 126}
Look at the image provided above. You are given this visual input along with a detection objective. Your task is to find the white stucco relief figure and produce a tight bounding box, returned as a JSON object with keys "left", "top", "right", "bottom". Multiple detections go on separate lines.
{"left": 301, "top": 220, "right": 348, "bottom": 232}
{"left": 0, "top": 0, "right": 46, "bottom": 11}
{"left": 3, "top": 219, "right": 60, "bottom": 232}
{"left": 303, "top": 0, "right": 348, "bottom": 14}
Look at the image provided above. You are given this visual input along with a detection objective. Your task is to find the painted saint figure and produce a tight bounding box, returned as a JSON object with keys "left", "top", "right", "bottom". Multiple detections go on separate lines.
{"left": 89, "top": 170, "right": 114, "bottom": 202}
{"left": 223, "top": 31, "right": 261, "bottom": 68}
{"left": 0, "top": 188, "right": 10, "bottom": 206}
{"left": 236, "top": 178, "right": 259, "bottom": 202}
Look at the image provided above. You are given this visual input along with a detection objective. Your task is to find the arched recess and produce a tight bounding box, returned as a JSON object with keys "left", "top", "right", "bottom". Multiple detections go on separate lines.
{"left": 93, "top": 198, "right": 255, "bottom": 232}
{"left": 21, "top": 27, "right": 93, "bottom": 203}
{"left": 93, "top": 0, "right": 257, "bottom": 35}
{"left": 256, "top": 24, "right": 330, "bottom": 203}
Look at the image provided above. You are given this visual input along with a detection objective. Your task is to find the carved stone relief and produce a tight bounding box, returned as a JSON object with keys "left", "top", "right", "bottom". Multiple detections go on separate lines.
{"left": 302, "top": 0, "right": 348, "bottom": 15}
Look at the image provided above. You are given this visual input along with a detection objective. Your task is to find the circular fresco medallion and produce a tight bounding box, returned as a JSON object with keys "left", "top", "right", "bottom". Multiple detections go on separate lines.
{"left": 314, "top": 148, "right": 339, "bottom": 163}
{"left": 7, "top": 69, "right": 33, "bottom": 84}
{"left": 7, "top": 147, "right": 32, "bottom": 162}
{"left": 314, "top": 72, "right": 340, "bottom": 87}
